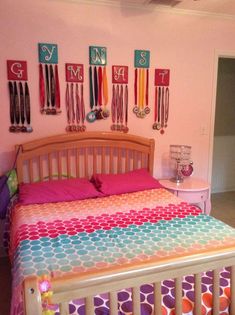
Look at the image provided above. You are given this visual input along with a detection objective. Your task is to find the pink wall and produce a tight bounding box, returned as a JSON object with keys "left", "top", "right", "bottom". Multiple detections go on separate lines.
{"left": 1, "top": 0, "right": 235, "bottom": 180}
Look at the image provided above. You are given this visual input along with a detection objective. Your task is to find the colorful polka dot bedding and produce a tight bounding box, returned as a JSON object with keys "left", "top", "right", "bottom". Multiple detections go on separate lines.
{"left": 9, "top": 188, "right": 235, "bottom": 315}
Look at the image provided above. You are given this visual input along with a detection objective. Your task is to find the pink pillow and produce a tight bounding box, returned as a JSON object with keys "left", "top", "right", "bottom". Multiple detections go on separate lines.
{"left": 19, "top": 178, "right": 102, "bottom": 205}
{"left": 91, "top": 168, "right": 163, "bottom": 196}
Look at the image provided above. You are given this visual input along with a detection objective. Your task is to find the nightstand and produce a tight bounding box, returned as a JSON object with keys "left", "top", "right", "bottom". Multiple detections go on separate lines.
{"left": 159, "top": 178, "right": 211, "bottom": 214}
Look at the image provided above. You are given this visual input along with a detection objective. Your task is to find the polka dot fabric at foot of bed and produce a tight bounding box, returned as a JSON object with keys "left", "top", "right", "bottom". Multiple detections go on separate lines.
{"left": 9, "top": 188, "right": 235, "bottom": 315}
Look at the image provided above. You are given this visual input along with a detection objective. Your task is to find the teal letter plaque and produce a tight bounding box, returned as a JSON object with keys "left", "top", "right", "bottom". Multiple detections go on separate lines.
{"left": 134, "top": 50, "right": 150, "bottom": 68}
{"left": 38, "top": 43, "right": 58, "bottom": 64}
{"left": 89, "top": 46, "right": 107, "bottom": 66}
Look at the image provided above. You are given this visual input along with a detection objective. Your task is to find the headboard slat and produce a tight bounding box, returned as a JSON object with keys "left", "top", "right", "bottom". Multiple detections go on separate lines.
{"left": 76, "top": 149, "right": 80, "bottom": 178}
{"left": 16, "top": 132, "right": 155, "bottom": 183}
{"left": 84, "top": 148, "right": 88, "bottom": 178}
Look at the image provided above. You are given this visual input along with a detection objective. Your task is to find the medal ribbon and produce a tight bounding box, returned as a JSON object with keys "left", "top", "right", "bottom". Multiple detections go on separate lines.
{"left": 25, "top": 82, "right": 31, "bottom": 125}
{"left": 158, "top": 87, "right": 161, "bottom": 123}
{"left": 14, "top": 82, "right": 20, "bottom": 126}
{"left": 111, "top": 85, "right": 116, "bottom": 124}
{"left": 45, "top": 64, "right": 50, "bottom": 109}
{"left": 98, "top": 67, "right": 103, "bottom": 106}
{"left": 124, "top": 85, "right": 128, "bottom": 128}
{"left": 89, "top": 66, "right": 94, "bottom": 110}
{"left": 70, "top": 83, "right": 75, "bottom": 126}
{"left": 75, "top": 84, "right": 80, "bottom": 125}
{"left": 50, "top": 65, "right": 55, "bottom": 109}
{"left": 9, "top": 82, "right": 15, "bottom": 127}
{"left": 161, "top": 87, "right": 165, "bottom": 129}
{"left": 39, "top": 64, "right": 45, "bottom": 112}
{"left": 119, "top": 85, "right": 124, "bottom": 126}
{"left": 94, "top": 66, "right": 98, "bottom": 108}
{"left": 80, "top": 84, "right": 85, "bottom": 126}
{"left": 145, "top": 68, "right": 149, "bottom": 107}
{"left": 103, "top": 67, "right": 108, "bottom": 106}
{"left": 138, "top": 69, "right": 142, "bottom": 110}
{"left": 154, "top": 86, "right": 158, "bottom": 123}
{"left": 66, "top": 83, "right": 70, "bottom": 125}
{"left": 116, "top": 85, "right": 120, "bottom": 125}
{"left": 165, "top": 87, "right": 169, "bottom": 126}
{"left": 134, "top": 68, "right": 138, "bottom": 106}
{"left": 141, "top": 69, "right": 145, "bottom": 110}
{"left": 55, "top": 65, "right": 60, "bottom": 112}
{"left": 19, "top": 82, "right": 25, "bottom": 126}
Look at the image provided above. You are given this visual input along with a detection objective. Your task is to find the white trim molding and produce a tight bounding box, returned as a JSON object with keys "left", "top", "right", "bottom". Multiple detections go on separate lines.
{"left": 208, "top": 51, "right": 235, "bottom": 187}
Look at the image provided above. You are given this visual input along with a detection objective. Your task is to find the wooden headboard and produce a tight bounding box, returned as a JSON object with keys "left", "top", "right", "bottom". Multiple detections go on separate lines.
{"left": 16, "top": 131, "right": 155, "bottom": 184}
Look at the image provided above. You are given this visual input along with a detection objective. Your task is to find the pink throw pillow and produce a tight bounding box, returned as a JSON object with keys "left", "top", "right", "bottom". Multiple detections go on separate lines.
{"left": 19, "top": 178, "right": 102, "bottom": 205}
{"left": 91, "top": 168, "right": 163, "bottom": 196}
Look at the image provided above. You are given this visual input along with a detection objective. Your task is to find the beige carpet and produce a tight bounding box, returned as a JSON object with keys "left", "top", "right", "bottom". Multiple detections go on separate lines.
{"left": 211, "top": 191, "right": 235, "bottom": 228}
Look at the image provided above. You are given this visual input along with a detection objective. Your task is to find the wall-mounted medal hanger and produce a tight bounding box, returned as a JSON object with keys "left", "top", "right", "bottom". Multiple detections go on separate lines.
{"left": 153, "top": 69, "right": 170, "bottom": 135}
{"left": 111, "top": 65, "right": 129, "bottom": 133}
{"left": 38, "top": 43, "right": 61, "bottom": 115}
{"left": 133, "top": 50, "right": 150, "bottom": 119}
{"left": 86, "top": 46, "right": 109, "bottom": 123}
{"left": 7, "top": 60, "right": 33, "bottom": 133}
{"left": 65, "top": 63, "right": 86, "bottom": 132}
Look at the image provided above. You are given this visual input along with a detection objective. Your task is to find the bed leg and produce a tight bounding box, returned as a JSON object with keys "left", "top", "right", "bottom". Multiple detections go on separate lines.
{"left": 23, "top": 276, "right": 42, "bottom": 315}
{"left": 154, "top": 282, "right": 162, "bottom": 315}
{"left": 132, "top": 286, "right": 141, "bottom": 315}
{"left": 85, "top": 296, "right": 93, "bottom": 315}
{"left": 212, "top": 268, "right": 220, "bottom": 315}
{"left": 109, "top": 291, "right": 118, "bottom": 315}
{"left": 231, "top": 266, "right": 235, "bottom": 315}
{"left": 194, "top": 273, "right": 202, "bottom": 315}
{"left": 175, "top": 277, "right": 182, "bottom": 315}
{"left": 59, "top": 301, "right": 69, "bottom": 315}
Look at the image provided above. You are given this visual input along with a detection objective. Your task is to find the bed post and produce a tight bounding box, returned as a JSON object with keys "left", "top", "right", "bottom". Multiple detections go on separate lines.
{"left": 15, "top": 144, "right": 24, "bottom": 184}
{"left": 149, "top": 138, "right": 155, "bottom": 175}
{"left": 23, "top": 276, "right": 42, "bottom": 315}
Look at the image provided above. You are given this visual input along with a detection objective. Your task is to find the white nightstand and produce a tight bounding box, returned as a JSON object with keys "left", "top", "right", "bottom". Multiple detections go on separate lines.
{"left": 159, "top": 178, "right": 211, "bottom": 214}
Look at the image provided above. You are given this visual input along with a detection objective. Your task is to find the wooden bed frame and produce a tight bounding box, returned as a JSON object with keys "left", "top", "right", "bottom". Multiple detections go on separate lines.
{"left": 15, "top": 132, "right": 235, "bottom": 315}
{"left": 16, "top": 131, "right": 155, "bottom": 184}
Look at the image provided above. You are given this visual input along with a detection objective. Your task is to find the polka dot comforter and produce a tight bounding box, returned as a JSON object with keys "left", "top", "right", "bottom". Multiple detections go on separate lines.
{"left": 9, "top": 188, "right": 235, "bottom": 315}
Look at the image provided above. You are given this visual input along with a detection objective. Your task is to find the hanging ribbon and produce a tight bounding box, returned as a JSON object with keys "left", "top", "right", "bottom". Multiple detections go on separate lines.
{"left": 7, "top": 60, "right": 32, "bottom": 133}
{"left": 19, "top": 82, "right": 26, "bottom": 132}
{"left": 65, "top": 63, "right": 86, "bottom": 132}
{"left": 50, "top": 65, "right": 56, "bottom": 114}
{"left": 102, "top": 67, "right": 109, "bottom": 119}
{"left": 8, "top": 81, "right": 15, "bottom": 132}
{"left": 65, "top": 83, "right": 71, "bottom": 131}
{"left": 87, "top": 46, "right": 109, "bottom": 123}
{"left": 133, "top": 50, "right": 150, "bottom": 119}
{"left": 111, "top": 65, "right": 129, "bottom": 133}
{"left": 38, "top": 43, "right": 60, "bottom": 115}
{"left": 55, "top": 65, "right": 61, "bottom": 113}
{"left": 25, "top": 82, "right": 33, "bottom": 132}
{"left": 124, "top": 85, "right": 129, "bottom": 133}
{"left": 153, "top": 69, "right": 170, "bottom": 135}
{"left": 80, "top": 84, "right": 86, "bottom": 131}
{"left": 86, "top": 65, "right": 96, "bottom": 123}
{"left": 39, "top": 63, "right": 45, "bottom": 114}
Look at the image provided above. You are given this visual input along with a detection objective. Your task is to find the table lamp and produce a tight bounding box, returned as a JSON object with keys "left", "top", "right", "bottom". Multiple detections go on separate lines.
{"left": 170, "top": 144, "right": 193, "bottom": 183}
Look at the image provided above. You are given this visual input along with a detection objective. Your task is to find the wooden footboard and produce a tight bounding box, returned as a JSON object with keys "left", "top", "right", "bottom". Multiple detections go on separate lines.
{"left": 23, "top": 248, "right": 235, "bottom": 315}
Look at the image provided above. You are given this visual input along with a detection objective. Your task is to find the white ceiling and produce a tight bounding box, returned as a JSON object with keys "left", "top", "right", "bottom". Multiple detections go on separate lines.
{"left": 149, "top": 0, "right": 235, "bottom": 16}
{"left": 93, "top": 0, "right": 235, "bottom": 18}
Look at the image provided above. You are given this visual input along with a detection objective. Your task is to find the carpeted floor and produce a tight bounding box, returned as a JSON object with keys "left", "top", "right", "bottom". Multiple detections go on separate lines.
{"left": 0, "top": 256, "right": 11, "bottom": 315}
{"left": 0, "top": 191, "right": 234, "bottom": 315}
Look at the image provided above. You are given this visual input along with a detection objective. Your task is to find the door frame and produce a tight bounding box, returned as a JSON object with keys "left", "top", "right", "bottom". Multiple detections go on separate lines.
{"left": 208, "top": 50, "right": 235, "bottom": 185}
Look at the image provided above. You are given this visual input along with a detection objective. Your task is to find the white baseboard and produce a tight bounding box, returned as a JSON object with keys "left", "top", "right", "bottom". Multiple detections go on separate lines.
{"left": 211, "top": 186, "right": 235, "bottom": 194}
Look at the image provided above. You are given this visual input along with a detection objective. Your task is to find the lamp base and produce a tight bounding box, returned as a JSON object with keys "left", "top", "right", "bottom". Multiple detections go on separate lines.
{"left": 170, "top": 176, "right": 184, "bottom": 184}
